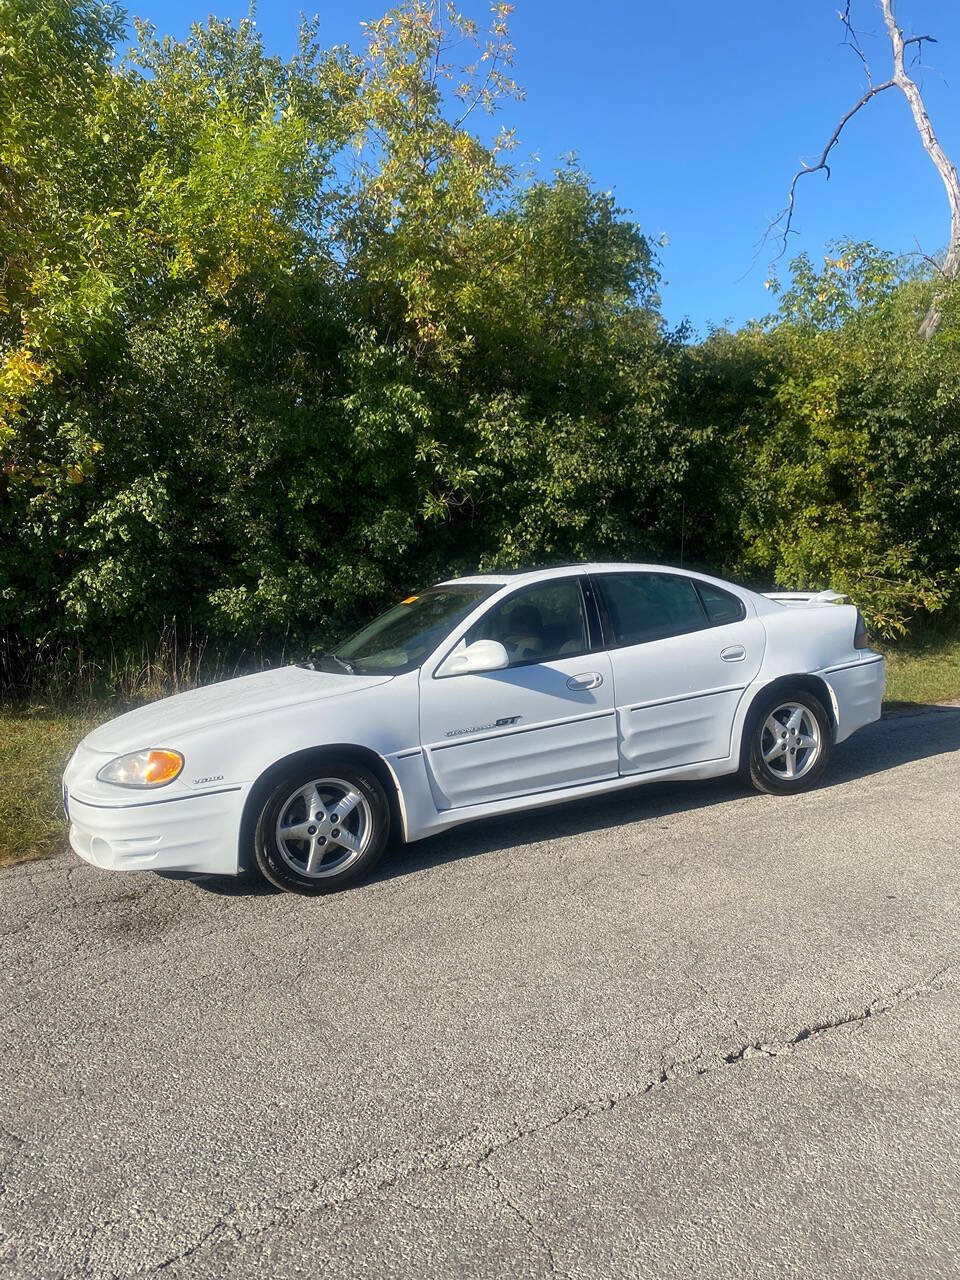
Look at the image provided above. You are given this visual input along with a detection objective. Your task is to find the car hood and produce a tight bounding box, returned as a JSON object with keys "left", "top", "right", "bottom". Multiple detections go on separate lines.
{"left": 82, "top": 666, "right": 393, "bottom": 755}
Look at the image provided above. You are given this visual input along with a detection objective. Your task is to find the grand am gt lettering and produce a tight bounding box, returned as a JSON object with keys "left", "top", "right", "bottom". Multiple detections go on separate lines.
{"left": 63, "top": 563, "right": 886, "bottom": 896}
{"left": 446, "top": 716, "right": 522, "bottom": 738}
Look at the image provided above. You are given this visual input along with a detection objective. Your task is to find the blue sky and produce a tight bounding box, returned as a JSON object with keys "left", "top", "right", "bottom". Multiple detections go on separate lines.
{"left": 126, "top": 1, "right": 960, "bottom": 335}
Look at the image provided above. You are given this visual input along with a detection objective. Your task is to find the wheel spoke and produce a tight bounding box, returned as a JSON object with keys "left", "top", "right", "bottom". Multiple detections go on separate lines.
{"left": 333, "top": 790, "right": 363, "bottom": 821}
{"left": 294, "top": 782, "right": 322, "bottom": 819}
{"left": 796, "top": 733, "right": 817, "bottom": 751}
{"left": 764, "top": 714, "right": 783, "bottom": 739}
{"left": 281, "top": 820, "right": 315, "bottom": 841}
{"left": 304, "top": 836, "right": 321, "bottom": 873}
{"left": 786, "top": 706, "right": 804, "bottom": 733}
{"left": 763, "top": 740, "right": 785, "bottom": 763}
{"left": 783, "top": 750, "right": 797, "bottom": 778}
{"left": 331, "top": 828, "right": 361, "bottom": 854}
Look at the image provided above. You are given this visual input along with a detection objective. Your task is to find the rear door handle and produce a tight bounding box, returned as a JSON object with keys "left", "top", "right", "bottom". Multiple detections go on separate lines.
{"left": 567, "top": 671, "right": 604, "bottom": 691}
{"left": 720, "top": 645, "right": 746, "bottom": 662}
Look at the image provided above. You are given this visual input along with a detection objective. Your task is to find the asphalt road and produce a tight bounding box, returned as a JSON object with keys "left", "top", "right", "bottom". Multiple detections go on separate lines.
{"left": 2, "top": 707, "right": 959, "bottom": 1279}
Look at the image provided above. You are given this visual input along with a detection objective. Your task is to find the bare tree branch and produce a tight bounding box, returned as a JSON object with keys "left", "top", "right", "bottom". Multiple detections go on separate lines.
{"left": 767, "top": 1, "right": 960, "bottom": 337}
{"left": 765, "top": 78, "right": 895, "bottom": 259}
{"left": 840, "top": 0, "right": 875, "bottom": 84}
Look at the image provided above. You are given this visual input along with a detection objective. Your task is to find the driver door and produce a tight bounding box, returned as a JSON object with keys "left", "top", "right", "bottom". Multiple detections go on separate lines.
{"left": 418, "top": 578, "right": 618, "bottom": 810}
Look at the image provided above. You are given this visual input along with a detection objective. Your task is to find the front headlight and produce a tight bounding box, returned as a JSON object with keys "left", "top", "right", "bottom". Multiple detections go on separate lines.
{"left": 97, "top": 749, "right": 184, "bottom": 788}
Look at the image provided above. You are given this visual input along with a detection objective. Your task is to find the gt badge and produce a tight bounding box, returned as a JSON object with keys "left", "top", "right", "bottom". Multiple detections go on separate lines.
{"left": 445, "top": 715, "right": 521, "bottom": 738}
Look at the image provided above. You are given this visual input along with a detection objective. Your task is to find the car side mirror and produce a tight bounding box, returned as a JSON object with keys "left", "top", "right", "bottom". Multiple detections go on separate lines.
{"left": 436, "top": 639, "right": 510, "bottom": 678}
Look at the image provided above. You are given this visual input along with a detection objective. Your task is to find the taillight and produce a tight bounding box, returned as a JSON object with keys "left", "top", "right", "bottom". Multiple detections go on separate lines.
{"left": 854, "top": 611, "right": 869, "bottom": 648}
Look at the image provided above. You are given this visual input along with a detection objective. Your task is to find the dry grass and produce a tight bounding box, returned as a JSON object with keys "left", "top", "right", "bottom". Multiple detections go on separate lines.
{"left": 881, "top": 630, "right": 960, "bottom": 708}
{"left": 0, "top": 709, "right": 97, "bottom": 869}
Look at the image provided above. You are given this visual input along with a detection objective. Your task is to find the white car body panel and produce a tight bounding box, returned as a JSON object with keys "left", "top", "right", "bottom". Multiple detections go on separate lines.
{"left": 63, "top": 562, "right": 886, "bottom": 878}
{"left": 606, "top": 616, "right": 766, "bottom": 774}
{"left": 80, "top": 667, "right": 394, "bottom": 759}
{"left": 419, "top": 651, "right": 618, "bottom": 808}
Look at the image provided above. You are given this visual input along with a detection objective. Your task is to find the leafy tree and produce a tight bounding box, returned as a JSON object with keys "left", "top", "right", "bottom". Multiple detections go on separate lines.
{"left": 1, "top": 1, "right": 689, "bottom": 689}
{"left": 4, "top": 2, "right": 956, "bottom": 693}
{"left": 688, "top": 243, "right": 960, "bottom": 634}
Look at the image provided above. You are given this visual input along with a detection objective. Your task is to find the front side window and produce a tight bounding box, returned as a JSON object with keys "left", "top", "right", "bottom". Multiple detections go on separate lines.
{"left": 466, "top": 579, "right": 589, "bottom": 667}
{"left": 326, "top": 585, "right": 498, "bottom": 674}
{"left": 594, "top": 572, "right": 706, "bottom": 647}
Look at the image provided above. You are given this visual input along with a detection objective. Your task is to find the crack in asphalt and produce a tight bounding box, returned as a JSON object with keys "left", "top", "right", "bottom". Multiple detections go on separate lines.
{"left": 682, "top": 965, "right": 749, "bottom": 1040}
{"left": 149, "top": 1218, "right": 231, "bottom": 1274}
{"left": 137, "top": 1135, "right": 482, "bottom": 1276}
{"left": 476, "top": 1162, "right": 561, "bottom": 1277}
{"left": 132, "top": 963, "right": 953, "bottom": 1278}
{"left": 721, "top": 966, "right": 953, "bottom": 1064}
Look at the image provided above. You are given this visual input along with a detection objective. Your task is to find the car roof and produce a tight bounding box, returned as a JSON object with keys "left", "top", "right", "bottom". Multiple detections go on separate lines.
{"left": 438, "top": 563, "right": 748, "bottom": 590}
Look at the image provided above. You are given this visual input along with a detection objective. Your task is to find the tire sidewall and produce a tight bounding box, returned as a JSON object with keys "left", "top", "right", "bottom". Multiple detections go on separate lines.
{"left": 254, "top": 763, "right": 389, "bottom": 895}
{"left": 748, "top": 689, "right": 832, "bottom": 795}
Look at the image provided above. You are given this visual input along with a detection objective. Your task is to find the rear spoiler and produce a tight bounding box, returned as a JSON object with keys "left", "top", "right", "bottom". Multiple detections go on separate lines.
{"left": 762, "top": 590, "right": 848, "bottom": 607}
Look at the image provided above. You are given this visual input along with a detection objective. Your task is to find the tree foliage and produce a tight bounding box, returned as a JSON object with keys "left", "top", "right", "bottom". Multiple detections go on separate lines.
{"left": 685, "top": 244, "right": 960, "bottom": 635}
{"left": 1, "top": 2, "right": 958, "bottom": 692}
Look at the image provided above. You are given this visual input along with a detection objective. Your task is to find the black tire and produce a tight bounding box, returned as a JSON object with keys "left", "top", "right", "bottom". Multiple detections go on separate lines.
{"left": 742, "top": 686, "right": 832, "bottom": 795}
{"left": 253, "top": 761, "right": 390, "bottom": 895}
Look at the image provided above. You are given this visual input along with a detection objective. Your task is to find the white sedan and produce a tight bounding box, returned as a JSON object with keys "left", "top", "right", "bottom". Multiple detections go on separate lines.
{"left": 63, "top": 564, "right": 885, "bottom": 895}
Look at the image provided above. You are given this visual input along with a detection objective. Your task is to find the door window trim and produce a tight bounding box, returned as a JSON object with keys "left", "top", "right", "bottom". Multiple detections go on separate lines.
{"left": 429, "top": 574, "right": 602, "bottom": 678}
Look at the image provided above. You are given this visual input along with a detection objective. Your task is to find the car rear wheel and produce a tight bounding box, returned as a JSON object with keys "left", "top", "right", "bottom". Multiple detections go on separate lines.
{"left": 744, "top": 688, "right": 832, "bottom": 795}
{"left": 253, "top": 763, "right": 390, "bottom": 894}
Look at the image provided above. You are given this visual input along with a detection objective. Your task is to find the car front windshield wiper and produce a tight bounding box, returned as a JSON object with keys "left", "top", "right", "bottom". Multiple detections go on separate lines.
{"left": 312, "top": 652, "right": 356, "bottom": 674}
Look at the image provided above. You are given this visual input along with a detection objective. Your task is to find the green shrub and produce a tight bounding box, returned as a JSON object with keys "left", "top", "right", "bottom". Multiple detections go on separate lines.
{"left": 2, "top": 4, "right": 959, "bottom": 695}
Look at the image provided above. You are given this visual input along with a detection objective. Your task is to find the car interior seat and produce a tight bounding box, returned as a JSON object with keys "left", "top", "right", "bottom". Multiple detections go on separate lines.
{"left": 498, "top": 602, "right": 545, "bottom": 661}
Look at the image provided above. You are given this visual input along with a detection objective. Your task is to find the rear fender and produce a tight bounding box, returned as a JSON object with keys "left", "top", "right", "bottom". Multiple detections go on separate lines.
{"left": 736, "top": 673, "right": 837, "bottom": 770}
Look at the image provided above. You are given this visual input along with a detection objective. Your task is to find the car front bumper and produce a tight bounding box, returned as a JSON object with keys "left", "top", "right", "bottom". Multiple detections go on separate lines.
{"left": 66, "top": 786, "right": 247, "bottom": 876}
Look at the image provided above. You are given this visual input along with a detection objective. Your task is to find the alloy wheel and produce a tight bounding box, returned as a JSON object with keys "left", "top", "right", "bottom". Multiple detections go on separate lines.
{"left": 759, "top": 702, "right": 822, "bottom": 780}
{"left": 275, "top": 777, "right": 373, "bottom": 879}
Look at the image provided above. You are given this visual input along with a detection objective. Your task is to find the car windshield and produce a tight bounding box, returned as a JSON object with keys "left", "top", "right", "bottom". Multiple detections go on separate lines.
{"left": 319, "top": 584, "right": 499, "bottom": 675}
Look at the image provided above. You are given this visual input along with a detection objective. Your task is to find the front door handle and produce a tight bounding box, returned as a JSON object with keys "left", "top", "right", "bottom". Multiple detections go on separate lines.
{"left": 720, "top": 645, "right": 746, "bottom": 662}
{"left": 567, "top": 671, "right": 604, "bottom": 691}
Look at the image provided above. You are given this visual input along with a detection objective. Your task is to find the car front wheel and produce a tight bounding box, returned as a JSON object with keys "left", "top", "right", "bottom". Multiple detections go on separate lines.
{"left": 744, "top": 688, "right": 832, "bottom": 795}
{"left": 253, "top": 763, "right": 390, "bottom": 894}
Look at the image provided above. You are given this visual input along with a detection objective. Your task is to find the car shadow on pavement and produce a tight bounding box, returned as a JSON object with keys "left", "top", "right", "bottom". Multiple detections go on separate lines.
{"left": 156, "top": 868, "right": 283, "bottom": 896}
{"left": 181, "top": 706, "right": 960, "bottom": 897}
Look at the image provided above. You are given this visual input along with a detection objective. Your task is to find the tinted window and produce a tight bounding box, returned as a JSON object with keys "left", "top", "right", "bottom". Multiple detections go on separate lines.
{"left": 595, "top": 573, "right": 706, "bottom": 646}
{"left": 695, "top": 581, "right": 746, "bottom": 626}
{"left": 467, "top": 579, "right": 589, "bottom": 666}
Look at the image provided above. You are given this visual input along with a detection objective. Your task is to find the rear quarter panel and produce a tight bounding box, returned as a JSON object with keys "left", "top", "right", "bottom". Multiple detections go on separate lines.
{"left": 738, "top": 601, "right": 884, "bottom": 744}
{"left": 756, "top": 603, "right": 861, "bottom": 680}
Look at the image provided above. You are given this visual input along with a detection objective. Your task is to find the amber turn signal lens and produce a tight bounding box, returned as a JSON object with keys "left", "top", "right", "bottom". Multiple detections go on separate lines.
{"left": 144, "top": 750, "right": 185, "bottom": 784}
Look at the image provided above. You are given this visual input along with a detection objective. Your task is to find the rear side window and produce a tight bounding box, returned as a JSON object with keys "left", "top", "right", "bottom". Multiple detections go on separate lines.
{"left": 695, "top": 581, "right": 746, "bottom": 626}
{"left": 594, "top": 573, "right": 706, "bottom": 647}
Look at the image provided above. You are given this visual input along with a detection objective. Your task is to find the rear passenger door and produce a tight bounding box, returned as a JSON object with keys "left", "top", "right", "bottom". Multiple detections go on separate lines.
{"left": 591, "top": 572, "right": 765, "bottom": 775}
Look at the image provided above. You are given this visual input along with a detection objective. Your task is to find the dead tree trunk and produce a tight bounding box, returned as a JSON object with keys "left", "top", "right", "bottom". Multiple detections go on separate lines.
{"left": 773, "top": 1, "right": 960, "bottom": 339}
{"left": 881, "top": 0, "right": 960, "bottom": 338}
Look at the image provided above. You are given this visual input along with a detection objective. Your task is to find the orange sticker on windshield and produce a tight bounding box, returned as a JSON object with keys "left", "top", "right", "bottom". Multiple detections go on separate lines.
{"left": 401, "top": 595, "right": 419, "bottom": 604}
